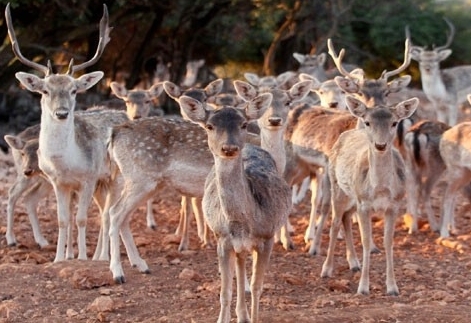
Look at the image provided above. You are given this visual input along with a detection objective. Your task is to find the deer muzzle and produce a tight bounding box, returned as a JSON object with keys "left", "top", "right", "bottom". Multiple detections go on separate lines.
{"left": 221, "top": 144, "right": 240, "bottom": 157}
{"left": 375, "top": 143, "right": 387, "bottom": 151}
{"left": 54, "top": 108, "right": 70, "bottom": 120}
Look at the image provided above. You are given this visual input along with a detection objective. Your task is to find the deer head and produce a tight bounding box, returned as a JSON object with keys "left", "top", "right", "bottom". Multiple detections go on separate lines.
{"left": 6, "top": 3, "right": 111, "bottom": 121}
{"left": 327, "top": 38, "right": 412, "bottom": 108}
{"left": 406, "top": 18, "right": 455, "bottom": 76}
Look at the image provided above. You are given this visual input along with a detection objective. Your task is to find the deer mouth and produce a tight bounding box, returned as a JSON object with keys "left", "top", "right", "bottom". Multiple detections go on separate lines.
{"left": 54, "top": 108, "right": 70, "bottom": 120}
{"left": 375, "top": 143, "right": 387, "bottom": 151}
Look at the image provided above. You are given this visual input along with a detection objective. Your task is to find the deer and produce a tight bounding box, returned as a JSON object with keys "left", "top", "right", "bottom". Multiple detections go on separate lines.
{"left": 5, "top": 3, "right": 120, "bottom": 262}
{"left": 178, "top": 93, "right": 292, "bottom": 323}
{"left": 438, "top": 94, "right": 471, "bottom": 238}
{"left": 402, "top": 119, "right": 450, "bottom": 234}
{"left": 235, "top": 74, "right": 313, "bottom": 251}
{"left": 284, "top": 38, "right": 413, "bottom": 256}
{"left": 320, "top": 95, "right": 418, "bottom": 296}
{"left": 4, "top": 124, "right": 51, "bottom": 247}
{"left": 406, "top": 18, "right": 471, "bottom": 126}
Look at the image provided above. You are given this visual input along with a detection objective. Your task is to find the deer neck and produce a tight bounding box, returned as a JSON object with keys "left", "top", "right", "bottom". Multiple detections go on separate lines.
{"left": 213, "top": 155, "right": 251, "bottom": 222}
{"left": 420, "top": 68, "right": 448, "bottom": 101}
{"left": 39, "top": 108, "right": 77, "bottom": 159}
{"left": 260, "top": 128, "right": 286, "bottom": 174}
{"left": 367, "top": 145, "right": 394, "bottom": 187}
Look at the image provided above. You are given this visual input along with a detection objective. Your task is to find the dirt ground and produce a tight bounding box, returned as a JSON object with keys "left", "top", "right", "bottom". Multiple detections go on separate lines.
{"left": 1, "top": 149, "right": 471, "bottom": 323}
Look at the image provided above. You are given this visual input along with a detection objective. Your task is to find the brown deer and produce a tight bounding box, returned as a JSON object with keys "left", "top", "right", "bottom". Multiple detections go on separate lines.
{"left": 438, "top": 94, "right": 471, "bottom": 238}
{"left": 178, "top": 93, "right": 292, "bottom": 323}
{"left": 5, "top": 4, "right": 119, "bottom": 261}
{"left": 402, "top": 120, "right": 450, "bottom": 234}
{"left": 321, "top": 95, "right": 418, "bottom": 296}
{"left": 407, "top": 19, "right": 471, "bottom": 126}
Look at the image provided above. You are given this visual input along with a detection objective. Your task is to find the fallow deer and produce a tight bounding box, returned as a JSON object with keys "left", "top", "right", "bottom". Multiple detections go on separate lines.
{"left": 6, "top": 3, "right": 118, "bottom": 261}
{"left": 321, "top": 96, "right": 418, "bottom": 296}
{"left": 438, "top": 94, "right": 471, "bottom": 238}
{"left": 178, "top": 93, "right": 292, "bottom": 323}
{"left": 407, "top": 19, "right": 471, "bottom": 126}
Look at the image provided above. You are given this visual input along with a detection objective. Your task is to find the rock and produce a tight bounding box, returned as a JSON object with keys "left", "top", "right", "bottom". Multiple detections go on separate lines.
{"left": 178, "top": 268, "right": 202, "bottom": 281}
{"left": 88, "top": 296, "right": 114, "bottom": 313}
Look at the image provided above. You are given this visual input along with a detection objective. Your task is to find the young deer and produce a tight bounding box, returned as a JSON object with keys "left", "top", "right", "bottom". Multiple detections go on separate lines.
{"left": 321, "top": 96, "right": 418, "bottom": 296}
{"left": 402, "top": 120, "right": 450, "bottom": 234}
{"left": 178, "top": 93, "right": 292, "bottom": 323}
{"left": 438, "top": 94, "right": 471, "bottom": 238}
{"left": 6, "top": 4, "right": 115, "bottom": 261}
{"left": 407, "top": 19, "right": 471, "bottom": 126}
{"left": 4, "top": 124, "right": 51, "bottom": 247}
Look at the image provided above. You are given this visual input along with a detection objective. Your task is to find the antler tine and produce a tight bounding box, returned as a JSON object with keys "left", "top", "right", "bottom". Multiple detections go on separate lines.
{"left": 404, "top": 25, "right": 413, "bottom": 46}
{"left": 327, "top": 38, "right": 359, "bottom": 80}
{"left": 435, "top": 17, "right": 455, "bottom": 51}
{"left": 381, "top": 38, "right": 411, "bottom": 81}
{"left": 68, "top": 4, "right": 112, "bottom": 74}
{"left": 5, "top": 3, "right": 49, "bottom": 75}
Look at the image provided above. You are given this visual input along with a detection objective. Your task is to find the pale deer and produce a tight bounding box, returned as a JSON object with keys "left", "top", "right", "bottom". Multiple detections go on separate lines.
{"left": 178, "top": 93, "right": 292, "bottom": 323}
{"left": 402, "top": 120, "right": 450, "bottom": 234}
{"left": 438, "top": 94, "right": 471, "bottom": 238}
{"left": 6, "top": 4, "right": 117, "bottom": 262}
{"left": 321, "top": 96, "right": 418, "bottom": 296}
{"left": 407, "top": 19, "right": 471, "bottom": 126}
{"left": 284, "top": 38, "right": 413, "bottom": 256}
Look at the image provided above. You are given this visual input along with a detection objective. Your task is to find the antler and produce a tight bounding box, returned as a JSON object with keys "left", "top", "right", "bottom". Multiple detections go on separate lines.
{"left": 5, "top": 3, "right": 51, "bottom": 75}
{"left": 380, "top": 38, "right": 411, "bottom": 81}
{"left": 435, "top": 17, "right": 455, "bottom": 51}
{"left": 327, "top": 38, "right": 362, "bottom": 81}
{"left": 67, "top": 4, "right": 112, "bottom": 74}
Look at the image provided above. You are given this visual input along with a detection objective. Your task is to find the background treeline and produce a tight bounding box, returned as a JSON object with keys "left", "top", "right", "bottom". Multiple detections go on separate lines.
{"left": 1, "top": 0, "right": 471, "bottom": 109}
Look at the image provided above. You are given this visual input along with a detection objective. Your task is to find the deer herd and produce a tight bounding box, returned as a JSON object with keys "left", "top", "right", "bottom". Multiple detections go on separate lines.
{"left": 4, "top": 3, "right": 471, "bottom": 323}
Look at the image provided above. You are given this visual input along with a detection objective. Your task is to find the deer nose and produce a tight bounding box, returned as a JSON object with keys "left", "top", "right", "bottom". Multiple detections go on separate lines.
{"left": 221, "top": 144, "right": 239, "bottom": 157}
{"left": 23, "top": 168, "right": 33, "bottom": 176}
{"left": 54, "top": 108, "right": 69, "bottom": 120}
{"left": 268, "top": 117, "right": 282, "bottom": 126}
{"left": 329, "top": 102, "right": 338, "bottom": 108}
{"left": 375, "top": 143, "right": 387, "bottom": 151}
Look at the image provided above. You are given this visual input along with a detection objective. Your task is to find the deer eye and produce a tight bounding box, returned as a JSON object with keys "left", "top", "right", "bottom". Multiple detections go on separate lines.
{"left": 364, "top": 121, "right": 370, "bottom": 127}
{"left": 42, "top": 90, "right": 49, "bottom": 95}
{"left": 392, "top": 121, "right": 398, "bottom": 127}
{"left": 71, "top": 90, "right": 77, "bottom": 95}
{"left": 205, "top": 124, "right": 214, "bottom": 131}
{"left": 241, "top": 122, "right": 248, "bottom": 129}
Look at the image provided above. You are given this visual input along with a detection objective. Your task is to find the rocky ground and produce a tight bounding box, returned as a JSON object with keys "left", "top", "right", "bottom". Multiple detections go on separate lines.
{"left": 1, "top": 148, "right": 471, "bottom": 323}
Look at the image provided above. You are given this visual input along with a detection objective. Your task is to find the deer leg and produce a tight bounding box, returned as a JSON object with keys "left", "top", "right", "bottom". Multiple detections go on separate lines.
{"left": 120, "top": 215, "right": 149, "bottom": 273}
{"left": 308, "top": 172, "right": 331, "bottom": 256}
{"left": 356, "top": 207, "right": 372, "bottom": 295}
{"left": 342, "top": 209, "right": 360, "bottom": 271}
{"left": 421, "top": 169, "right": 443, "bottom": 232}
{"left": 175, "top": 196, "right": 187, "bottom": 236}
{"left": 109, "top": 183, "right": 151, "bottom": 283}
{"left": 384, "top": 210, "right": 399, "bottom": 296}
{"left": 23, "top": 181, "right": 51, "bottom": 248}
{"left": 217, "top": 241, "right": 235, "bottom": 323}
{"left": 178, "top": 196, "right": 191, "bottom": 252}
{"left": 53, "top": 185, "right": 73, "bottom": 262}
{"left": 441, "top": 169, "right": 471, "bottom": 238}
{"left": 75, "top": 182, "right": 95, "bottom": 260}
{"left": 251, "top": 238, "right": 273, "bottom": 323}
{"left": 146, "top": 198, "right": 156, "bottom": 230}
{"left": 321, "top": 187, "right": 349, "bottom": 278}
{"left": 404, "top": 162, "right": 421, "bottom": 234}
{"left": 235, "top": 252, "right": 249, "bottom": 323}
{"left": 6, "top": 176, "right": 31, "bottom": 246}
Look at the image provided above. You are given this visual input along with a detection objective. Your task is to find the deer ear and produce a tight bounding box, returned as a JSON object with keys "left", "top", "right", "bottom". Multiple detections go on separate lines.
{"left": 4, "top": 134, "right": 25, "bottom": 150}
{"left": 293, "top": 53, "right": 305, "bottom": 64}
{"left": 288, "top": 80, "right": 312, "bottom": 103}
{"left": 148, "top": 82, "right": 164, "bottom": 98}
{"left": 163, "top": 81, "right": 181, "bottom": 100}
{"left": 110, "top": 82, "right": 128, "bottom": 99}
{"left": 335, "top": 76, "right": 360, "bottom": 93}
{"left": 299, "top": 73, "right": 321, "bottom": 90}
{"left": 467, "top": 94, "right": 471, "bottom": 106}
{"left": 204, "top": 78, "right": 224, "bottom": 97}
{"left": 178, "top": 95, "right": 207, "bottom": 124}
{"left": 387, "top": 75, "right": 411, "bottom": 93}
{"left": 244, "top": 73, "right": 260, "bottom": 86}
{"left": 15, "top": 72, "right": 44, "bottom": 93}
{"left": 76, "top": 71, "right": 104, "bottom": 93}
{"left": 246, "top": 93, "right": 272, "bottom": 121}
{"left": 345, "top": 95, "right": 367, "bottom": 119}
{"left": 316, "top": 53, "right": 327, "bottom": 66}
{"left": 393, "top": 97, "right": 419, "bottom": 120}
{"left": 438, "top": 49, "right": 452, "bottom": 61}
{"left": 234, "top": 80, "right": 258, "bottom": 102}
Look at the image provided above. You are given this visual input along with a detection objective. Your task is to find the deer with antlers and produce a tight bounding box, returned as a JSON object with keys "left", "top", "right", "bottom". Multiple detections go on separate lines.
{"left": 285, "top": 38, "right": 413, "bottom": 256}
{"left": 5, "top": 3, "right": 120, "bottom": 261}
{"left": 407, "top": 19, "right": 471, "bottom": 126}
